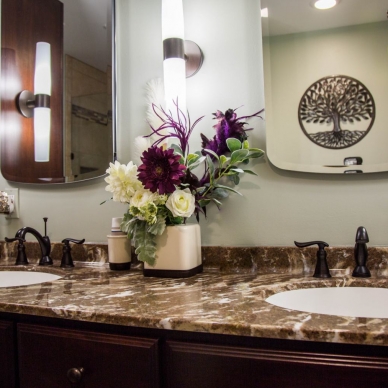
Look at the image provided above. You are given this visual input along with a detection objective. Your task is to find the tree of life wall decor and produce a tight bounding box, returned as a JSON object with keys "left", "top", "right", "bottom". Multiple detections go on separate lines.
{"left": 298, "top": 75, "right": 376, "bottom": 150}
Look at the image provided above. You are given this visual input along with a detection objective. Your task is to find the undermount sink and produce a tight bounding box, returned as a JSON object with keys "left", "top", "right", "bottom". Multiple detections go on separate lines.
{"left": 265, "top": 287, "right": 388, "bottom": 318}
{"left": 0, "top": 271, "right": 62, "bottom": 288}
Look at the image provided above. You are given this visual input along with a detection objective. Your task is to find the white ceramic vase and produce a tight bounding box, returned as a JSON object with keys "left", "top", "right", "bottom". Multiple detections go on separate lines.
{"left": 143, "top": 223, "right": 202, "bottom": 278}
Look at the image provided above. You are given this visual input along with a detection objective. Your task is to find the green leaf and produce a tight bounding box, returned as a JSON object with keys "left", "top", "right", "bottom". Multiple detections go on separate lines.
{"left": 147, "top": 216, "right": 166, "bottom": 235}
{"left": 206, "top": 155, "right": 215, "bottom": 182}
{"left": 198, "top": 199, "right": 211, "bottom": 207}
{"left": 226, "top": 138, "right": 242, "bottom": 152}
{"left": 209, "top": 188, "right": 229, "bottom": 199}
{"left": 230, "top": 174, "right": 240, "bottom": 185}
{"left": 248, "top": 150, "right": 264, "bottom": 159}
{"left": 211, "top": 198, "right": 222, "bottom": 207}
{"left": 242, "top": 140, "right": 249, "bottom": 149}
{"left": 121, "top": 212, "right": 138, "bottom": 237}
{"left": 214, "top": 184, "right": 242, "bottom": 196}
{"left": 247, "top": 149, "right": 265, "bottom": 159}
{"left": 187, "top": 153, "right": 199, "bottom": 163}
{"left": 188, "top": 155, "right": 206, "bottom": 170}
{"left": 203, "top": 148, "right": 220, "bottom": 161}
{"left": 171, "top": 144, "right": 184, "bottom": 156}
{"left": 132, "top": 220, "right": 157, "bottom": 266}
{"left": 166, "top": 213, "right": 183, "bottom": 225}
{"left": 241, "top": 169, "right": 258, "bottom": 176}
{"left": 230, "top": 168, "right": 244, "bottom": 174}
{"left": 230, "top": 149, "right": 249, "bottom": 164}
{"left": 219, "top": 155, "right": 228, "bottom": 167}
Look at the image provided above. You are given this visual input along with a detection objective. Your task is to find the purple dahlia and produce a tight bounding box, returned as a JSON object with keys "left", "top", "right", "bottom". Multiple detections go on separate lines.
{"left": 138, "top": 146, "right": 186, "bottom": 194}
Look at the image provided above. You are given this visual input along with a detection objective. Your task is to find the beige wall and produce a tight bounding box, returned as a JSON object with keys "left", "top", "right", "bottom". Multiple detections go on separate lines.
{"left": 0, "top": 0, "right": 388, "bottom": 248}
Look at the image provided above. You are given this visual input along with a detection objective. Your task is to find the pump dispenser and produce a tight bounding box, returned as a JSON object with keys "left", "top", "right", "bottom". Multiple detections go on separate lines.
{"left": 107, "top": 217, "right": 131, "bottom": 270}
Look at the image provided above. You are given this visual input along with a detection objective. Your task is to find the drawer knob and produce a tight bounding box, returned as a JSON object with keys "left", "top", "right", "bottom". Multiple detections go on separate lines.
{"left": 67, "top": 367, "right": 85, "bottom": 383}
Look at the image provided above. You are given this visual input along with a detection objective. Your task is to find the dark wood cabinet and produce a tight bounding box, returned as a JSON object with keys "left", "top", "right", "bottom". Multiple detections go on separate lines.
{"left": 164, "top": 340, "right": 388, "bottom": 388}
{"left": 17, "top": 324, "right": 159, "bottom": 388}
{"left": 1, "top": 313, "right": 388, "bottom": 388}
{"left": 0, "top": 319, "right": 16, "bottom": 388}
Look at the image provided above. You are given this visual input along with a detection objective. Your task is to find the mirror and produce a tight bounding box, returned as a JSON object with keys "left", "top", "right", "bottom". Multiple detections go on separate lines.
{"left": 0, "top": 0, "right": 116, "bottom": 183}
{"left": 262, "top": 0, "right": 388, "bottom": 173}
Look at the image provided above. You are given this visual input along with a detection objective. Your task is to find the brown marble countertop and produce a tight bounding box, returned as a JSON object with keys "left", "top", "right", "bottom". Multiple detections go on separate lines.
{"left": 0, "top": 254, "right": 388, "bottom": 346}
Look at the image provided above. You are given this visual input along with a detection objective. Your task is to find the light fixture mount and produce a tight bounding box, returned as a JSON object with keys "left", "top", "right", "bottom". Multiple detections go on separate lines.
{"left": 17, "top": 90, "right": 35, "bottom": 118}
{"left": 184, "top": 40, "right": 203, "bottom": 78}
{"left": 17, "top": 90, "right": 51, "bottom": 118}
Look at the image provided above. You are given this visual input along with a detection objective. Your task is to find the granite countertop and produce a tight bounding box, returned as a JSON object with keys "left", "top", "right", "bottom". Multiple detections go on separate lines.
{"left": 0, "top": 243, "right": 388, "bottom": 347}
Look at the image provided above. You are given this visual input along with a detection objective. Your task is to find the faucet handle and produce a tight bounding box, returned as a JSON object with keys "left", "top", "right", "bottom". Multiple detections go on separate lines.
{"left": 60, "top": 238, "right": 85, "bottom": 268}
{"left": 5, "top": 236, "right": 25, "bottom": 243}
{"left": 294, "top": 241, "right": 329, "bottom": 249}
{"left": 294, "top": 240, "right": 331, "bottom": 278}
{"left": 5, "top": 237, "right": 28, "bottom": 265}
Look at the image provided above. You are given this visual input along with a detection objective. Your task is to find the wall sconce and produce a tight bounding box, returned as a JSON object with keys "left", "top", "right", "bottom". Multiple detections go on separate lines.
{"left": 162, "top": 0, "right": 203, "bottom": 116}
{"left": 16, "top": 42, "right": 51, "bottom": 162}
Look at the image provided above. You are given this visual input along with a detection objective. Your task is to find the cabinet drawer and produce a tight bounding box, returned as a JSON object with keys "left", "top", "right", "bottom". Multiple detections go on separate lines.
{"left": 0, "top": 320, "right": 16, "bottom": 388}
{"left": 165, "top": 340, "right": 388, "bottom": 388}
{"left": 18, "top": 323, "right": 159, "bottom": 388}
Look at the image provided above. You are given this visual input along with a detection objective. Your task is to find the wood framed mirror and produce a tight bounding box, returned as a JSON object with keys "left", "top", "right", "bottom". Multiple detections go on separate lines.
{"left": 0, "top": 0, "right": 116, "bottom": 183}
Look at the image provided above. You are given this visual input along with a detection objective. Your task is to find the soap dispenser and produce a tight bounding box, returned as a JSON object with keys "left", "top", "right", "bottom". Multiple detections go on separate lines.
{"left": 107, "top": 217, "right": 131, "bottom": 270}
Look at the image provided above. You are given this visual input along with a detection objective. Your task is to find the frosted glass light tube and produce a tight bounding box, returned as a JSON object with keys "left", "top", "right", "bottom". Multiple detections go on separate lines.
{"left": 34, "top": 42, "right": 51, "bottom": 162}
{"left": 162, "top": 0, "right": 184, "bottom": 40}
{"left": 34, "top": 107, "right": 51, "bottom": 162}
{"left": 34, "top": 42, "right": 51, "bottom": 96}
{"left": 163, "top": 58, "right": 186, "bottom": 115}
{"left": 162, "top": 0, "right": 186, "bottom": 117}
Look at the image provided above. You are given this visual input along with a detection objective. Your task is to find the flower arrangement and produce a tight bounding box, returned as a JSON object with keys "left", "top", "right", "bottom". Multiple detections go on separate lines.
{"left": 104, "top": 103, "right": 264, "bottom": 266}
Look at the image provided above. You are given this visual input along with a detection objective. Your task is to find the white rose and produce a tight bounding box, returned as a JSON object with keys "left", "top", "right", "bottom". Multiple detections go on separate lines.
{"left": 130, "top": 189, "right": 154, "bottom": 208}
{"left": 166, "top": 189, "right": 195, "bottom": 218}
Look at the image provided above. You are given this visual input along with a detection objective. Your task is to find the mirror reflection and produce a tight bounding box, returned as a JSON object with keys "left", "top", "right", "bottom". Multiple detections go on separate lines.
{"left": 0, "top": 0, "right": 115, "bottom": 184}
{"left": 262, "top": 0, "right": 388, "bottom": 173}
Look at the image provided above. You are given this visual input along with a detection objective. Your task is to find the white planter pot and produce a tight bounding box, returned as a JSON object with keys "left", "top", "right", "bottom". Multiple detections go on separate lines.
{"left": 143, "top": 224, "right": 202, "bottom": 278}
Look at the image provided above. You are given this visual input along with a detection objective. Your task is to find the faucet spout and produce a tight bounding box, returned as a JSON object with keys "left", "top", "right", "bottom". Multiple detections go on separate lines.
{"left": 352, "top": 226, "right": 370, "bottom": 277}
{"left": 16, "top": 226, "right": 52, "bottom": 266}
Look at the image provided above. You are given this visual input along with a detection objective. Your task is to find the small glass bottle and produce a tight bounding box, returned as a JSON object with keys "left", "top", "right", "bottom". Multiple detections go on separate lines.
{"left": 107, "top": 217, "right": 131, "bottom": 270}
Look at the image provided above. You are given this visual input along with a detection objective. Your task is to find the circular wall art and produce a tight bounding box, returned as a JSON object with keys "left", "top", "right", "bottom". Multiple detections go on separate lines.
{"left": 298, "top": 75, "right": 375, "bottom": 149}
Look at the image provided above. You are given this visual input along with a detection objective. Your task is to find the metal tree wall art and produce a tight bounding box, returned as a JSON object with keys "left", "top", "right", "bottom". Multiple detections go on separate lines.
{"left": 298, "top": 75, "right": 375, "bottom": 149}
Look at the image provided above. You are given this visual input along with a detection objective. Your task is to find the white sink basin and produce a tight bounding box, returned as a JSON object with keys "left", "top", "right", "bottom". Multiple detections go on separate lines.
{"left": 265, "top": 287, "right": 388, "bottom": 318}
{"left": 0, "top": 271, "right": 61, "bottom": 288}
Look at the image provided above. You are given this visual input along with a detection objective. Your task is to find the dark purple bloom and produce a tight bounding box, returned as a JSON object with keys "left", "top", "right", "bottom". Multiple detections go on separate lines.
{"left": 138, "top": 146, "right": 186, "bottom": 194}
{"left": 201, "top": 108, "right": 264, "bottom": 156}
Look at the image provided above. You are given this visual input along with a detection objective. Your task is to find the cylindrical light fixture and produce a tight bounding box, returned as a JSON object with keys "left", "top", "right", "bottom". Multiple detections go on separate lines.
{"left": 162, "top": 0, "right": 187, "bottom": 118}
{"left": 16, "top": 42, "right": 52, "bottom": 162}
{"left": 34, "top": 42, "right": 51, "bottom": 162}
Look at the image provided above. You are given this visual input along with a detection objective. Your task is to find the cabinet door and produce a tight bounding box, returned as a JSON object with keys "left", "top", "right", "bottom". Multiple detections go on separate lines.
{"left": 164, "top": 340, "right": 388, "bottom": 388}
{"left": 0, "top": 320, "right": 16, "bottom": 388}
{"left": 18, "top": 323, "right": 159, "bottom": 388}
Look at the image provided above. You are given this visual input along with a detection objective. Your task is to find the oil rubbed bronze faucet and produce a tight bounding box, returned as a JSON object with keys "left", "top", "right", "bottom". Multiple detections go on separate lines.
{"left": 5, "top": 217, "right": 52, "bottom": 266}
{"left": 352, "top": 226, "right": 370, "bottom": 278}
{"left": 294, "top": 240, "right": 331, "bottom": 278}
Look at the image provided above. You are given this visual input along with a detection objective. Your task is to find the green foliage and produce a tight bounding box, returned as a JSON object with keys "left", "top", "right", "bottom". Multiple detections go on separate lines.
{"left": 195, "top": 137, "right": 264, "bottom": 212}
{"left": 121, "top": 211, "right": 166, "bottom": 266}
{"left": 226, "top": 138, "right": 242, "bottom": 152}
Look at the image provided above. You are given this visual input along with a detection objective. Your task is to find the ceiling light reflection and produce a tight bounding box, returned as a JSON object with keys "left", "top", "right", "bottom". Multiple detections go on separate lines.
{"left": 314, "top": 0, "right": 337, "bottom": 10}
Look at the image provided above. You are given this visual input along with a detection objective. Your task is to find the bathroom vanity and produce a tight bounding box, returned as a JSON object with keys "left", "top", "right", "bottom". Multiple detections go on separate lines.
{"left": 1, "top": 244, "right": 388, "bottom": 388}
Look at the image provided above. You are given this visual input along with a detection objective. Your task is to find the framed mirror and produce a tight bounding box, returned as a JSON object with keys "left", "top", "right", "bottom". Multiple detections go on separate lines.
{"left": 0, "top": 0, "right": 116, "bottom": 183}
{"left": 262, "top": 0, "right": 388, "bottom": 173}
